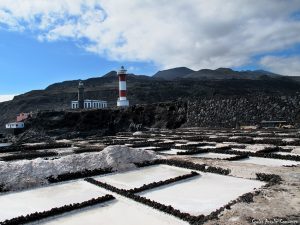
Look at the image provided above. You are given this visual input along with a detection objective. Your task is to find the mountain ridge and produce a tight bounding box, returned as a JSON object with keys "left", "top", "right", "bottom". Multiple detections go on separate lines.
{"left": 153, "top": 67, "right": 195, "bottom": 80}
{"left": 42, "top": 67, "right": 285, "bottom": 92}
{"left": 153, "top": 67, "right": 282, "bottom": 80}
{"left": 1, "top": 67, "right": 299, "bottom": 131}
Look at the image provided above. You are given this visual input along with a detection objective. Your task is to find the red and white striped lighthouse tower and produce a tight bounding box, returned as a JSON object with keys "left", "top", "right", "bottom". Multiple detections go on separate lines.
{"left": 117, "top": 66, "right": 129, "bottom": 107}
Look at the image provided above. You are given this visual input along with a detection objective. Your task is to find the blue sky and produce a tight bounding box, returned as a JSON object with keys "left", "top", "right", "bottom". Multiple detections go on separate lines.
{"left": 0, "top": 0, "right": 300, "bottom": 99}
{"left": 0, "top": 29, "right": 157, "bottom": 95}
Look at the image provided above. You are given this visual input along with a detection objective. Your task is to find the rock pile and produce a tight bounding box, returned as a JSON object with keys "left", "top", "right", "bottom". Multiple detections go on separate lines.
{"left": 9, "top": 129, "right": 55, "bottom": 144}
{"left": 0, "top": 145, "right": 158, "bottom": 192}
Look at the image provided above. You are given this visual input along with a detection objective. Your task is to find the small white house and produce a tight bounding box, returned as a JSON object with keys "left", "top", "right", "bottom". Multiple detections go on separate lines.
{"left": 71, "top": 100, "right": 107, "bottom": 109}
{"left": 5, "top": 122, "right": 25, "bottom": 129}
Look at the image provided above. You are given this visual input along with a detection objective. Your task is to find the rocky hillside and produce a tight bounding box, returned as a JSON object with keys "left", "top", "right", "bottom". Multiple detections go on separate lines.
{"left": 0, "top": 68, "right": 299, "bottom": 131}
{"left": 25, "top": 101, "right": 187, "bottom": 138}
{"left": 20, "top": 93, "right": 300, "bottom": 139}
{"left": 187, "top": 94, "right": 300, "bottom": 127}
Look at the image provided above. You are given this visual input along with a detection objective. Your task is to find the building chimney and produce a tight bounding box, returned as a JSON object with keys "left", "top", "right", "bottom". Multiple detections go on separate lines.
{"left": 117, "top": 66, "right": 129, "bottom": 107}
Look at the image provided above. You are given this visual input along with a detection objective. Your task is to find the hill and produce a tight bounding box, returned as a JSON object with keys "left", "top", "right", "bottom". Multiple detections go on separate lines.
{"left": 153, "top": 67, "right": 195, "bottom": 80}
{"left": 184, "top": 68, "right": 281, "bottom": 80}
{"left": 0, "top": 68, "right": 299, "bottom": 131}
{"left": 154, "top": 67, "right": 281, "bottom": 80}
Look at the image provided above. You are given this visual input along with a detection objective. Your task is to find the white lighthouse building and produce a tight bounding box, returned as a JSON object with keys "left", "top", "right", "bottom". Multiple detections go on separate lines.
{"left": 117, "top": 66, "right": 129, "bottom": 107}
{"left": 71, "top": 81, "right": 107, "bottom": 109}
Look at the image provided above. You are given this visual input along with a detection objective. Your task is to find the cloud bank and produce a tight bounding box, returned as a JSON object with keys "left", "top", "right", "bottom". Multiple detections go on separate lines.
{"left": 260, "top": 55, "right": 300, "bottom": 76}
{"left": 0, "top": 0, "right": 300, "bottom": 74}
{"left": 0, "top": 95, "right": 15, "bottom": 102}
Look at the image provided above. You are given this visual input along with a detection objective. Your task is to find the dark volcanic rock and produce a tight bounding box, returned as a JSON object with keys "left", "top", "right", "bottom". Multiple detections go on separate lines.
{"left": 25, "top": 102, "right": 188, "bottom": 137}
{"left": 187, "top": 94, "right": 300, "bottom": 127}
{"left": 22, "top": 93, "right": 300, "bottom": 137}
{"left": 9, "top": 129, "right": 55, "bottom": 144}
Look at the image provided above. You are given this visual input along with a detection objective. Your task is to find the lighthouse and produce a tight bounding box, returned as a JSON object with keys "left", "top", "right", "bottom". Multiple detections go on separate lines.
{"left": 71, "top": 81, "right": 107, "bottom": 109}
{"left": 78, "top": 81, "right": 84, "bottom": 109}
{"left": 117, "top": 66, "right": 129, "bottom": 107}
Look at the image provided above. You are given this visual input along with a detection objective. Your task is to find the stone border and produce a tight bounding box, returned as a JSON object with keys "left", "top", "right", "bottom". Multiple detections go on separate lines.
{"left": 257, "top": 146, "right": 286, "bottom": 153}
{"left": 176, "top": 143, "right": 217, "bottom": 150}
{"left": 153, "top": 143, "right": 176, "bottom": 148}
{"left": 0, "top": 194, "right": 115, "bottom": 225}
{"left": 176, "top": 146, "right": 300, "bottom": 162}
{"left": 0, "top": 185, "right": 5, "bottom": 193}
{"left": 85, "top": 171, "right": 277, "bottom": 225}
{"left": 85, "top": 178, "right": 195, "bottom": 223}
{"left": 73, "top": 147, "right": 105, "bottom": 154}
{"left": 151, "top": 147, "right": 172, "bottom": 152}
{"left": 24, "top": 143, "right": 72, "bottom": 150}
{"left": 176, "top": 149, "right": 249, "bottom": 161}
{"left": 47, "top": 168, "right": 112, "bottom": 183}
{"left": 0, "top": 152, "right": 58, "bottom": 161}
{"left": 129, "top": 171, "right": 199, "bottom": 193}
{"left": 173, "top": 135, "right": 300, "bottom": 146}
{"left": 0, "top": 143, "right": 72, "bottom": 153}
{"left": 135, "top": 159, "right": 231, "bottom": 175}
{"left": 176, "top": 149, "right": 210, "bottom": 155}
{"left": 252, "top": 152, "right": 300, "bottom": 161}
{"left": 256, "top": 173, "right": 282, "bottom": 186}
{"left": 226, "top": 155, "right": 249, "bottom": 161}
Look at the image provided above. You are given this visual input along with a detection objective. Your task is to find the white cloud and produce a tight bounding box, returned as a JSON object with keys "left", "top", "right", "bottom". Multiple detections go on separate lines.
{"left": 0, "top": 95, "right": 15, "bottom": 102}
{"left": 0, "top": 0, "right": 300, "bottom": 71}
{"left": 259, "top": 55, "right": 300, "bottom": 76}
